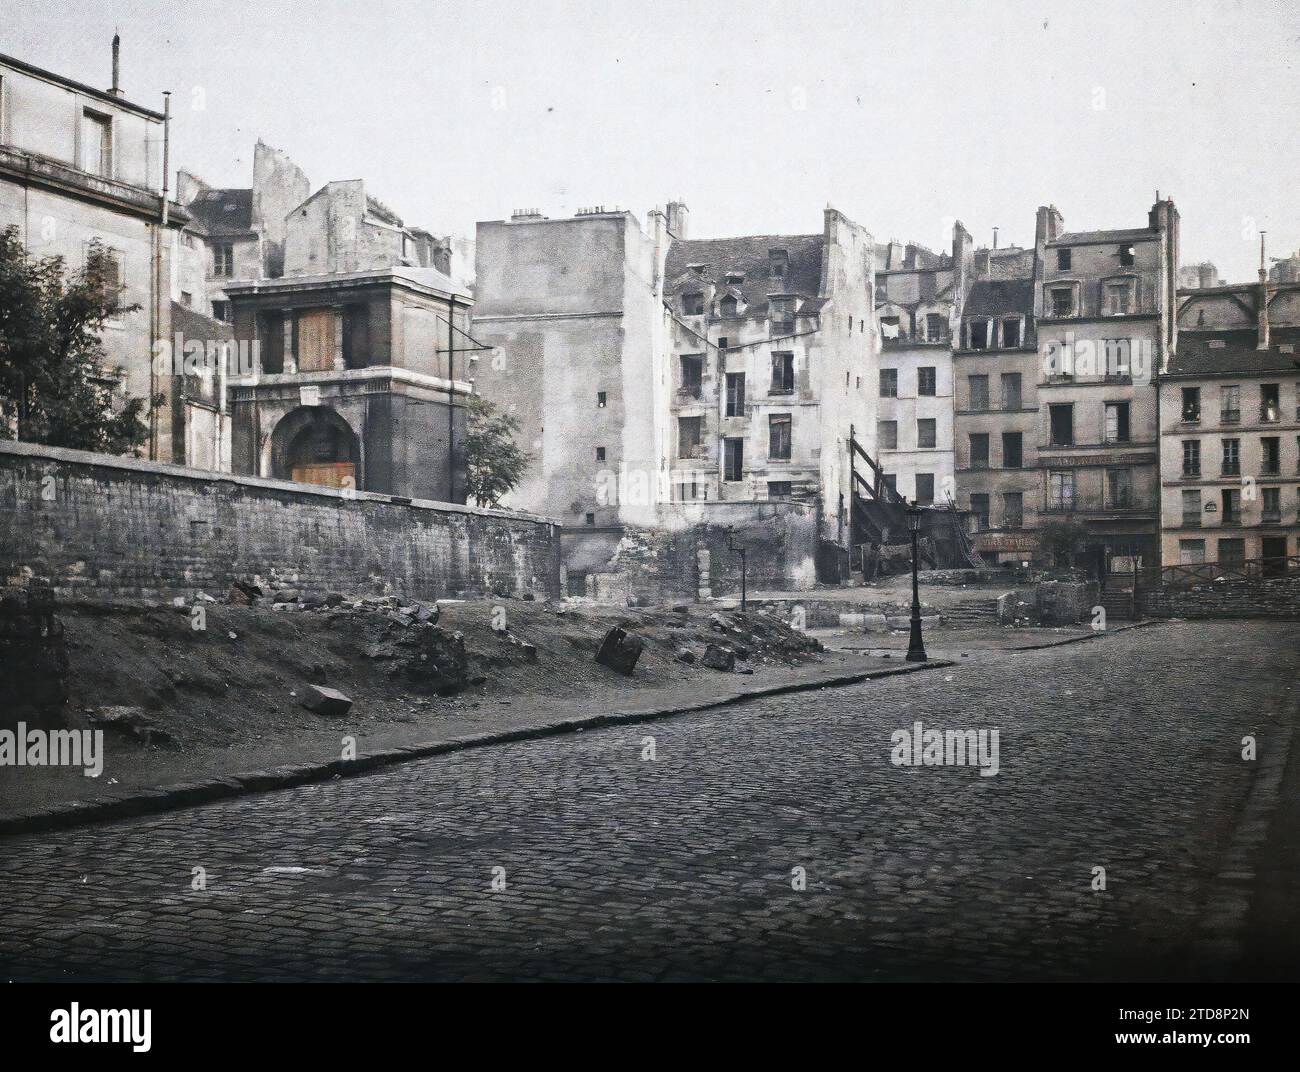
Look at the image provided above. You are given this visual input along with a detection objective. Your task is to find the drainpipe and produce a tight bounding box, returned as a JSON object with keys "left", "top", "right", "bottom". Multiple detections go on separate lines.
{"left": 150, "top": 92, "right": 172, "bottom": 460}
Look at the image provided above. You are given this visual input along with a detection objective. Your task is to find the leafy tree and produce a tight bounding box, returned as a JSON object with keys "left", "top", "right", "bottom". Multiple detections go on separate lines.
{"left": 1039, "top": 519, "right": 1088, "bottom": 567}
{"left": 460, "top": 394, "right": 530, "bottom": 508}
{"left": 0, "top": 225, "right": 156, "bottom": 454}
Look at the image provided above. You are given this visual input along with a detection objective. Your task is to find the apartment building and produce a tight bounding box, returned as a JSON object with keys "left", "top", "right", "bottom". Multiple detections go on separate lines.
{"left": 1031, "top": 199, "right": 1179, "bottom": 575}
{"left": 873, "top": 225, "right": 969, "bottom": 506}
{"left": 1160, "top": 267, "right": 1300, "bottom": 570}
{"left": 0, "top": 43, "right": 189, "bottom": 461}
{"left": 952, "top": 248, "right": 1041, "bottom": 564}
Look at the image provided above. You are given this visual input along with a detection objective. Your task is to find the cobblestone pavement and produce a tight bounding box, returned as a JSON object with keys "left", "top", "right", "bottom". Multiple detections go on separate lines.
{"left": 2, "top": 621, "right": 1296, "bottom": 982}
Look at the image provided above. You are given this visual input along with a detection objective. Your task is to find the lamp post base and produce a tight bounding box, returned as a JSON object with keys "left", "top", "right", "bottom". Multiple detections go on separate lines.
{"left": 905, "top": 616, "right": 928, "bottom": 662}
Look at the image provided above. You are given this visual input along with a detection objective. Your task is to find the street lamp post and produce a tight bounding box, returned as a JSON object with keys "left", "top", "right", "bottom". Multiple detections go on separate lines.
{"left": 905, "top": 501, "right": 928, "bottom": 662}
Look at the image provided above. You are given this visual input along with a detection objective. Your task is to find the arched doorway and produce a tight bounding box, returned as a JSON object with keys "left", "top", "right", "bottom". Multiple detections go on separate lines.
{"left": 270, "top": 406, "right": 361, "bottom": 490}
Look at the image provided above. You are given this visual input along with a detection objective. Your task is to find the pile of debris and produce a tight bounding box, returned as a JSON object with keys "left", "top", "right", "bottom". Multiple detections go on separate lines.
{"left": 595, "top": 607, "right": 824, "bottom": 677}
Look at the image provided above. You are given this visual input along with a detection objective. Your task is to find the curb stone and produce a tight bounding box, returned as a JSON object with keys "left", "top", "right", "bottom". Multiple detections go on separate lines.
{"left": 0, "top": 659, "right": 954, "bottom": 837}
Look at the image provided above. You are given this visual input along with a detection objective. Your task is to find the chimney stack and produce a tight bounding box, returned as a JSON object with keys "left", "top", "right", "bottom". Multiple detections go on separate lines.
{"left": 666, "top": 200, "right": 689, "bottom": 240}
{"left": 109, "top": 34, "right": 123, "bottom": 97}
{"left": 1257, "top": 232, "right": 1271, "bottom": 351}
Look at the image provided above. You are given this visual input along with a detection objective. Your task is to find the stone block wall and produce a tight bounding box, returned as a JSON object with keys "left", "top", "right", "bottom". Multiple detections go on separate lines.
{"left": 0, "top": 441, "right": 561, "bottom": 604}
{"left": 1139, "top": 576, "right": 1300, "bottom": 620}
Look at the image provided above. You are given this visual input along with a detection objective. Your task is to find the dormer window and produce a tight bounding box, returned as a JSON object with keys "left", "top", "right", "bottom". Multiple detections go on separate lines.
{"left": 1056, "top": 248, "right": 1071, "bottom": 271}
{"left": 768, "top": 248, "right": 789, "bottom": 278}
{"left": 719, "top": 295, "right": 738, "bottom": 318}
{"left": 1118, "top": 244, "right": 1136, "bottom": 267}
{"left": 683, "top": 292, "right": 704, "bottom": 316}
{"left": 725, "top": 273, "right": 745, "bottom": 285}
{"left": 769, "top": 298, "right": 795, "bottom": 335}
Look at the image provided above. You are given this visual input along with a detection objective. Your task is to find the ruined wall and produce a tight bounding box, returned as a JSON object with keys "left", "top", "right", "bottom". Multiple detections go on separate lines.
{"left": 582, "top": 502, "right": 819, "bottom": 604}
{"left": 0, "top": 441, "right": 561, "bottom": 604}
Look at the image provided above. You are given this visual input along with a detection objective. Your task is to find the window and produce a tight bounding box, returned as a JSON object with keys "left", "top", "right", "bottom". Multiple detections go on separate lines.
{"left": 1048, "top": 470, "right": 1076, "bottom": 510}
{"left": 1056, "top": 248, "right": 1072, "bottom": 271}
{"left": 880, "top": 315, "right": 901, "bottom": 340}
{"left": 1049, "top": 403, "right": 1074, "bottom": 446}
{"left": 970, "top": 493, "right": 990, "bottom": 530}
{"left": 768, "top": 414, "right": 792, "bottom": 460}
{"left": 1001, "top": 372, "right": 1022, "bottom": 410}
{"left": 878, "top": 420, "right": 898, "bottom": 450}
{"left": 968, "top": 374, "right": 989, "bottom": 411}
{"left": 1182, "top": 387, "right": 1201, "bottom": 423}
{"left": 880, "top": 368, "right": 898, "bottom": 397}
{"left": 968, "top": 320, "right": 989, "bottom": 350}
{"left": 680, "top": 355, "right": 703, "bottom": 397}
{"left": 917, "top": 367, "right": 936, "bottom": 396}
{"left": 584, "top": 513, "right": 596, "bottom": 526}
{"left": 768, "top": 481, "right": 792, "bottom": 499}
{"left": 1182, "top": 490, "right": 1201, "bottom": 526}
{"left": 723, "top": 438, "right": 744, "bottom": 481}
{"left": 180, "top": 291, "right": 192, "bottom": 306}
{"left": 683, "top": 292, "right": 704, "bottom": 316}
{"left": 1221, "top": 489, "right": 1240, "bottom": 524}
{"left": 597, "top": 391, "right": 607, "bottom": 408}
{"left": 924, "top": 313, "right": 947, "bottom": 342}
{"left": 1183, "top": 440, "right": 1201, "bottom": 476}
{"left": 882, "top": 474, "right": 897, "bottom": 495}
{"left": 81, "top": 109, "right": 112, "bottom": 177}
{"left": 1003, "top": 492, "right": 1023, "bottom": 529}
{"left": 1263, "top": 437, "right": 1281, "bottom": 474}
{"left": 1104, "top": 281, "right": 1134, "bottom": 316}
{"left": 1104, "top": 401, "right": 1131, "bottom": 443}
{"left": 1262, "top": 486, "right": 1281, "bottom": 523}
{"left": 677, "top": 416, "right": 703, "bottom": 458}
{"left": 768, "top": 249, "right": 788, "bottom": 278}
{"left": 1106, "top": 467, "right": 1133, "bottom": 508}
{"left": 1222, "top": 439, "right": 1240, "bottom": 476}
{"left": 1002, "top": 318, "right": 1021, "bottom": 349}
{"left": 969, "top": 433, "right": 989, "bottom": 469}
{"left": 211, "top": 300, "right": 230, "bottom": 322}
{"left": 1261, "top": 384, "right": 1281, "bottom": 423}
{"left": 915, "top": 474, "right": 935, "bottom": 505}
{"left": 917, "top": 419, "right": 936, "bottom": 449}
{"left": 770, "top": 351, "right": 794, "bottom": 394}
{"left": 1218, "top": 537, "right": 1245, "bottom": 563}
{"left": 1220, "top": 385, "right": 1240, "bottom": 423}
{"left": 595, "top": 446, "right": 606, "bottom": 461}
{"left": 1179, "top": 539, "right": 1206, "bottom": 564}
{"left": 724, "top": 372, "right": 745, "bottom": 417}
{"left": 1002, "top": 432, "right": 1023, "bottom": 469}
{"left": 213, "top": 242, "right": 235, "bottom": 278}
{"left": 719, "top": 295, "right": 738, "bottom": 318}
{"left": 725, "top": 273, "right": 744, "bottom": 285}
{"left": 1050, "top": 287, "right": 1074, "bottom": 317}
{"left": 1118, "top": 244, "right": 1136, "bottom": 267}
{"left": 1102, "top": 338, "right": 1130, "bottom": 378}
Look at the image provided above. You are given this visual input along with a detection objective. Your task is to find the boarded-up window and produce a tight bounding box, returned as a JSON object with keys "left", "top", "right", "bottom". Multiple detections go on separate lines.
{"left": 768, "top": 414, "right": 792, "bottom": 460}
{"left": 296, "top": 308, "right": 336, "bottom": 372}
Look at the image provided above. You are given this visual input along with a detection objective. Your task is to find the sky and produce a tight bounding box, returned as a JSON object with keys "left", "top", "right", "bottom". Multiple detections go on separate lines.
{"left": 3, "top": 0, "right": 1297, "bottom": 283}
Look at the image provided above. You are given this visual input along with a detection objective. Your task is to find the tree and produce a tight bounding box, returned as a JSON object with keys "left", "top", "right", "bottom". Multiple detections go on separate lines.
{"left": 0, "top": 225, "right": 156, "bottom": 454}
{"left": 1039, "top": 519, "right": 1088, "bottom": 568}
{"left": 460, "top": 394, "right": 530, "bottom": 508}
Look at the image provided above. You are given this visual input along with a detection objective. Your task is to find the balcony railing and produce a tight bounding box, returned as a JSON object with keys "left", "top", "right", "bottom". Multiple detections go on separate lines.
{"left": 1220, "top": 409, "right": 1240, "bottom": 424}
{"left": 1158, "top": 554, "right": 1299, "bottom": 588}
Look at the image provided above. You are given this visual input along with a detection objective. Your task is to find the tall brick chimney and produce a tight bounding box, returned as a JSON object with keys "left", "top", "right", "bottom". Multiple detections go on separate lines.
{"left": 1257, "top": 233, "right": 1271, "bottom": 351}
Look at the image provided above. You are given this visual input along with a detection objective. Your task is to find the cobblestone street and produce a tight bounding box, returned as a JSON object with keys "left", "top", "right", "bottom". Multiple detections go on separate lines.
{"left": 1, "top": 620, "right": 1296, "bottom": 982}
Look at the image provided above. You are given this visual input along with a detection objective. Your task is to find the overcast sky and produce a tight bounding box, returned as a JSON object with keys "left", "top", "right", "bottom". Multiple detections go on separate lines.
{"left": 5, "top": 0, "right": 1297, "bottom": 282}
